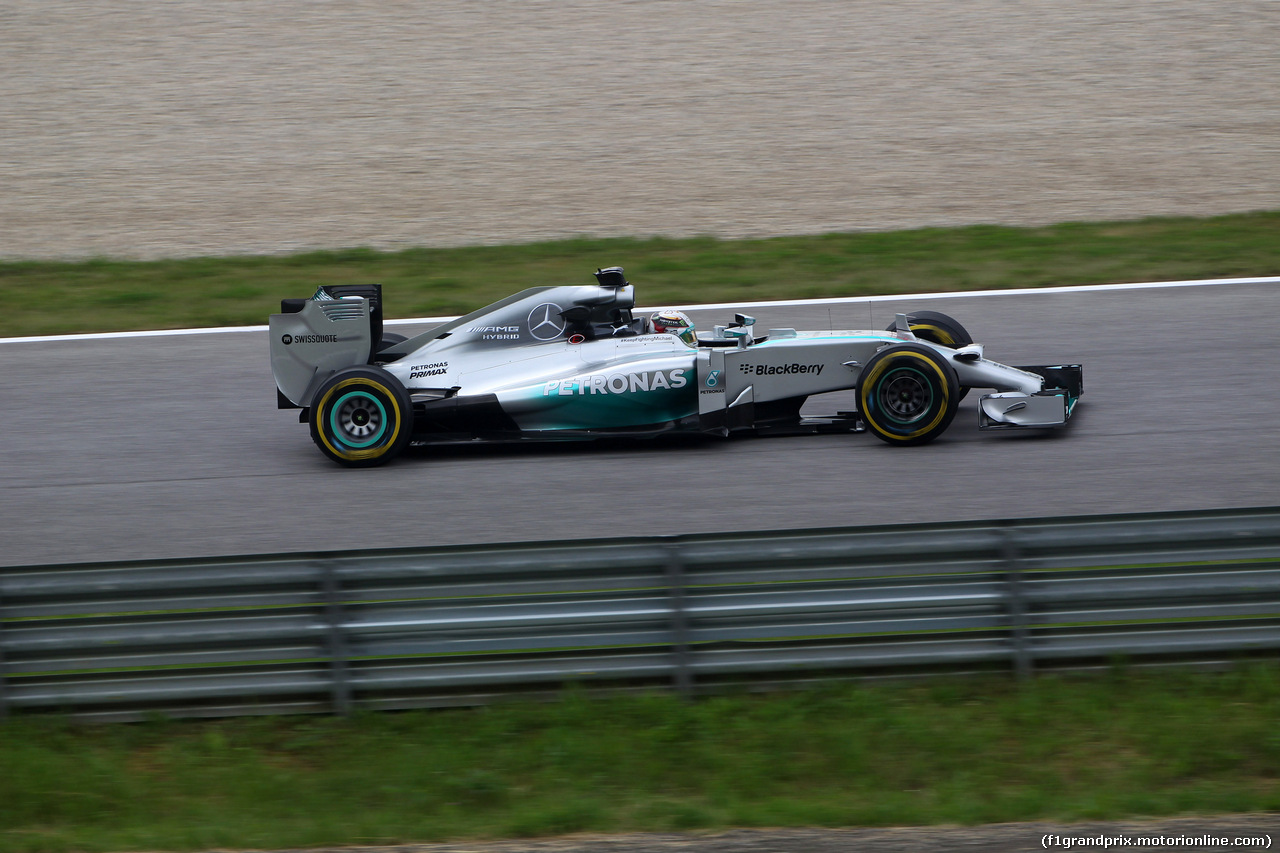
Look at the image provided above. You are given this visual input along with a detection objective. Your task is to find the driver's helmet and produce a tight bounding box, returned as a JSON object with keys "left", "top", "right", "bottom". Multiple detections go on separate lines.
{"left": 650, "top": 309, "right": 696, "bottom": 346}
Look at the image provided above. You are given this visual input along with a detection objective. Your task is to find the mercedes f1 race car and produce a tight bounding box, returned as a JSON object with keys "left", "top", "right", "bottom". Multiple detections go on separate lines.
{"left": 270, "top": 267, "right": 1082, "bottom": 466}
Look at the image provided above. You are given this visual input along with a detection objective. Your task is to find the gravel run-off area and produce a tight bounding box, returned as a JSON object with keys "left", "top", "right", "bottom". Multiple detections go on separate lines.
{"left": 2, "top": 1, "right": 1278, "bottom": 260}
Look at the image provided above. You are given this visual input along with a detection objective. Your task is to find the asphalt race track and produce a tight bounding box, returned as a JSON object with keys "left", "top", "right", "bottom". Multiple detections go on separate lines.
{"left": 2, "top": 280, "right": 1277, "bottom": 569}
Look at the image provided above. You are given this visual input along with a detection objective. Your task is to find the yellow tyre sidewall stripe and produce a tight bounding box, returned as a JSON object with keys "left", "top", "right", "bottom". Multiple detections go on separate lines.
{"left": 908, "top": 323, "right": 955, "bottom": 346}
{"left": 316, "top": 377, "right": 403, "bottom": 461}
{"left": 859, "top": 351, "right": 952, "bottom": 441}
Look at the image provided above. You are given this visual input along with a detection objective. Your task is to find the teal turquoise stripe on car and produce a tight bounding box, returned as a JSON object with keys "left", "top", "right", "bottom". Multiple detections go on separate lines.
{"left": 502, "top": 367, "right": 697, "bottom": 430}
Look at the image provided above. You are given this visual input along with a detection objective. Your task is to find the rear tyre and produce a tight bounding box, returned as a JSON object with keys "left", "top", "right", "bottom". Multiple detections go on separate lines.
{"left": 858, "top": 343, "right": 960, "bottom": 446}
{"left": 377, "top": 332, "right": 408, "bottom": 352}
{"left": 309, "top": 367, "right": 413, "bottom": 467}
{"left": 887, "top": 310, "right": 973, "bottom": 400}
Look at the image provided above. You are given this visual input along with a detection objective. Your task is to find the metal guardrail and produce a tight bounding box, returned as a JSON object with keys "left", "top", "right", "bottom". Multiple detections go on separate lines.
{"left": 1, "top": 507, "right": 1279, "bottom": 722}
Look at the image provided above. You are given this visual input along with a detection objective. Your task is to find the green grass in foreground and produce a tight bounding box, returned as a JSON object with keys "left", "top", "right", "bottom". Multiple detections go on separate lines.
{"left": 2, "top": 211, "right": 1278, "bottom": 337}
{"left": 2, "top": 668, "right": 1279, "bottom": 852}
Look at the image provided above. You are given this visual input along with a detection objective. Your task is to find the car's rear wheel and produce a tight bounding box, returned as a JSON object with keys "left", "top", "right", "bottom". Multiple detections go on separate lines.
{"left": 309, "top": 367, "right": 413, "bottom": 467}
{"left": 858, "top": 343, "right": 960, "bottom": 446}
{"left": 377, "top": 332, "right": 408, "bottom": 352}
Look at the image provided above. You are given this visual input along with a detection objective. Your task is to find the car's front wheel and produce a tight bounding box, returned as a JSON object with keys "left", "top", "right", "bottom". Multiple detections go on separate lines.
{"left": 886, "top": 310, "right": 973, "bottom": 349}
{"left": 887, "top": 310, "right": 973, "bottom": 401}
{"left": 858, "top": 343, "right": 960, "bottom": 446}
{"left": 309, "top": 367, "right": 413, "bottom": 467}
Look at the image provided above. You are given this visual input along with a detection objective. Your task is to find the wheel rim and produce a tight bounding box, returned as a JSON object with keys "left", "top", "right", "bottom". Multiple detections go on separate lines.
{"left": 877, "top": 367, "right": 932, "bottom": 423}
{"left": 329, "top": 390, "right": 389, "bottom": 448}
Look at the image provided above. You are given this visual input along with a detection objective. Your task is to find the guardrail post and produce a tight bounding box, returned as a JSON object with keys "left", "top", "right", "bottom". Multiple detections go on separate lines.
{"left": 0, "top": 583, "right": 8, "bottom": 721}
{"left": 320, "top": 560, "right": 352, "bottom": 716}
{"left": 1001, "top": 527, "right": 1033, "bottom": 681}
{"left": 665, "top": 544, "right": 693, "bottom": 700}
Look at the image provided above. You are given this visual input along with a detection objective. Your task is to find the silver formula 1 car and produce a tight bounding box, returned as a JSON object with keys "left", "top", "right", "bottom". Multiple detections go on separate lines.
{"left": 270, "top": 267, "right": 1082, "bottom": 466}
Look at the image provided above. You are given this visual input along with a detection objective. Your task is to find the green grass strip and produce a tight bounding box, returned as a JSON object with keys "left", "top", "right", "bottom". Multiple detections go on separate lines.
{"left": 3, "top": 211, "right": 1278, "bottom": 338}
{"left": 3, "top": 667, "right": 1280, "bottom": 852}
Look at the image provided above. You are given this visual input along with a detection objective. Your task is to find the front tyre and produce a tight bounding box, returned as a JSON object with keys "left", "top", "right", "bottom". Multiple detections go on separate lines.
{"left": 858, "top": 344, "right": 960, "bottom": 446}
{"left": 885, "top": 310, "right": 973, "bottom": 349}
{"left": 887, "top": 310, "right": 973, "bottom": 401}
{"left": 309, "top": 367, "right": 413, "bottom": 467}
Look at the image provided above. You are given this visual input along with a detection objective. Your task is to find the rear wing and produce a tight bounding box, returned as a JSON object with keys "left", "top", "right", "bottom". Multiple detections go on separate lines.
{"left": 269, "top": 285, "right": 381, "bottom": 407}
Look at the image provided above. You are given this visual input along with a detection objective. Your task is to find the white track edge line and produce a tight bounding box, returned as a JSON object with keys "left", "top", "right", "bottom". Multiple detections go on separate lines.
{"left": 4, "top": 274, "right": 1276, "bottom": 344}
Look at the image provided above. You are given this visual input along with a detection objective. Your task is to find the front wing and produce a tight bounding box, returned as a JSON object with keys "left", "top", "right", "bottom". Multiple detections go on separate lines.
{"left": 975, "top": 364, "right": 1083, "bottom": 430}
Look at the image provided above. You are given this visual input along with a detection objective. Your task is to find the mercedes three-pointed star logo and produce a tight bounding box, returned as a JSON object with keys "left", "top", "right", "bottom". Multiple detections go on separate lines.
{"left": 527, "top": 302, "right": 566, "bottom": 341}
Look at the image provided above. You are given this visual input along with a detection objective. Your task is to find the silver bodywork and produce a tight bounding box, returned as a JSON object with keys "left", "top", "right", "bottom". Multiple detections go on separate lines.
{"left": 270, "top": 276, "right": 1082, "bottom": 447}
